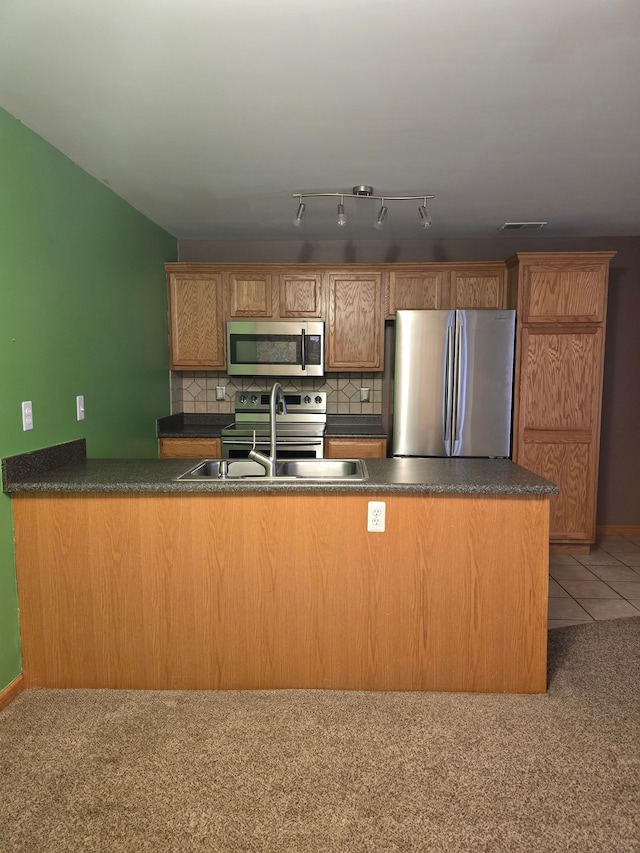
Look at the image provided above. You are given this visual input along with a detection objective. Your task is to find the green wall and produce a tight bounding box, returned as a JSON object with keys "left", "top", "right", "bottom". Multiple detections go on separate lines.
{"left": 0, "top": 108, "right": 177, "bottom": 691}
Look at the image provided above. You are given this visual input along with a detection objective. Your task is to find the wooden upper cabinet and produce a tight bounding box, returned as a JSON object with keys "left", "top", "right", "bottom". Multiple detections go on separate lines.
{"left": 278, "top": 271, "right": 324, "bottom": 318}
{"left": 386, "top": 263, "right": 507, "bottom": 315}
{"left": 327, "top": 272, "right": 384, "bottom": 370}
{"left": 167, "top": 272, "right": 226, "bottom": 370}
{"left": 227, "top": 271, "right": 273, "bottom": 317}
{"left": 387, "top": 268, "right": 447, "bottom": 314}
{"left": 515, "top": 254, "right": 610, "bottom": 322}
{"left": 449, "top": 264, "right": 507, "bottom": 309}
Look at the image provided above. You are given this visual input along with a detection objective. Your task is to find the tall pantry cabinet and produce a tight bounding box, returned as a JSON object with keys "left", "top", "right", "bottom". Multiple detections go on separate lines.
{"left": 507, "top": 252, "right": 615, "bottom": 551}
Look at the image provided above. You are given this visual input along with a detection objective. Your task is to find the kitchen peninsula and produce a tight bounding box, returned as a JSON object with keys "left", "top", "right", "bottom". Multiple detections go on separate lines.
{"left": 4, "top": 442, "right": 557, "bottom": 695}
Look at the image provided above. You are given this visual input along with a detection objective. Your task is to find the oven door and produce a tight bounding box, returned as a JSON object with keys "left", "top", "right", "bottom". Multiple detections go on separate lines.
{"left": 226, "top": 321, "right": 324, "bottom": 377}
{"left": 221, "top": 437, "right": 324, "bottom": 460}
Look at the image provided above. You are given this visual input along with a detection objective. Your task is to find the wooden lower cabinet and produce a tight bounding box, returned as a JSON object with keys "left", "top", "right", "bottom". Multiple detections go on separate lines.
{"left": 159, "top": 438, "right": 221, "bottom": 458}
{"left": 325, "top": 437, "right": 387, "bottom": 458}
{"left": 13, "top": 491, "right": 549, "bottom": 694}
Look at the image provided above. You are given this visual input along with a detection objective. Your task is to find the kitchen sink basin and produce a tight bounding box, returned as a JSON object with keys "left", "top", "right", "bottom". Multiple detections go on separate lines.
{"left": 176, "top": 458, "right": 368, "bottom": 482}
{"left": 277, "top": 459, "right": 365, "bottom": 479}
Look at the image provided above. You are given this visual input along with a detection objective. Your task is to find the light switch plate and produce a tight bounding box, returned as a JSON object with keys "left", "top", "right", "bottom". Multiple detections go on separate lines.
{"left": 22, "top": 401, "right": 33, "bottom": 431}
{"left": 76, "top": 395, "right": 85, "bottom": 421}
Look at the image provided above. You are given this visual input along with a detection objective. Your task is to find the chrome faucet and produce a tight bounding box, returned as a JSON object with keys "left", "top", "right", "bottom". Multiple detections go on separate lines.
{"left": 249, "top": 382, "right": 287, "bottom": 476}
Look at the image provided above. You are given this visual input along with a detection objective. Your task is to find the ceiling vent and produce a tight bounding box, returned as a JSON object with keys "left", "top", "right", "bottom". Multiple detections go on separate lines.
{"left": 499, "top": 221, "right": 547, "bottom": 231}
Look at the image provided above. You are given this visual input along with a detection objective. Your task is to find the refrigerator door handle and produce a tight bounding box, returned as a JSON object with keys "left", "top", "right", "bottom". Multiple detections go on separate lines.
{"left": 453, "top": 313, "right": 467, "bottom": 453}
{"left": 443, "top": 322, "right": 455, "bottom": 454}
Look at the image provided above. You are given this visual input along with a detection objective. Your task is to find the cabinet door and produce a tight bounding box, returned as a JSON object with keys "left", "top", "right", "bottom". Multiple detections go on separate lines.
{"left": 278, "top": 272, "right": 324, "bottom": 318}
{"left": 228, "top": 271, "right": 273, "bottom": 317}
{"left": 521, "top": 259, "right": 608, "bottom": 323}
{"left": 168, "top": 274, "right": 225, "bottom": 370}
{"left": 520, "top": 441, "right": 593, "bottom": 542}
{"left": 325, "top": 438, "right": 387, "bottom": 458}
{"left": 159, "top": 438, "right": 221, "bottom": 459}
{"left": 388, "top": 269, "right": 447, "bottom": 315}
{"left": 513, "top": 326, "right": 605, "bottom": 544}
{"left": 327, "top": 273, "right": 384, "bottom": 370}
{"left": 450, "top": 269, "right": 506, "bottom": 309}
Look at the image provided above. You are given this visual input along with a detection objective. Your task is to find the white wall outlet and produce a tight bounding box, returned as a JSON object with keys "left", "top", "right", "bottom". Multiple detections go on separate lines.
{"left": 367, "top": 500, "right": 386, "bottom": 532}
{"left": 21, "top": 400, "right": 33, "bottom": 431}
{"left": 360, "top": 387, "right": 371, "bottom": 403}
{"left": 215, "top": 386, "right": 226, "bottom": 401}
{"left": 76, "top": 395, "right": 85, "bottom": 421}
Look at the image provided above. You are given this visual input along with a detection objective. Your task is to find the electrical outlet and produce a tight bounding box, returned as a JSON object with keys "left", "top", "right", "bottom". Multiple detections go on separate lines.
{"left": 360, "top": 387, "right": 371, "bottom": 403}
{"left": 76, "top": 395, "right": 85, "bottom": 421}
{"left": 367, "top": 500, "right": 386, "bottom": 532}
{"left": 215, "top": 386, "right": 226, "bottom": 401}
{"left": 21, "top": 401, "right": 33, "bottom": 431}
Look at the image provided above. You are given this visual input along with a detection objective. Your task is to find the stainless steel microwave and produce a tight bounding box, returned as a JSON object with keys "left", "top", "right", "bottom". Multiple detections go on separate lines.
{"left": 226, "top": 321, "right": 324, "bottom": 376}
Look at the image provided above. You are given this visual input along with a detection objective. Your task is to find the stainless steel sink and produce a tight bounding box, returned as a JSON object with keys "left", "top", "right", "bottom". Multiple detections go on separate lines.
{"left": 277, "top": 459, "right": 365, "bottom": 479}
{"left": 176, "top": 458, "right": 368, "bottom": 482}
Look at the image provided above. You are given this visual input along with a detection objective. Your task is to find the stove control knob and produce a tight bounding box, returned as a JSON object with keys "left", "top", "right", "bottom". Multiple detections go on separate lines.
{"left": 315, "top": 395, "right": 322, "bottom": 404}
{"left": 238, "top": 394, "right": 247, "bottom": 405}
{"left": 303, "top": 395, "right": 311, "bottom": 404}
{"left": 250, "top": 394, "right": 258, "bottom": 405}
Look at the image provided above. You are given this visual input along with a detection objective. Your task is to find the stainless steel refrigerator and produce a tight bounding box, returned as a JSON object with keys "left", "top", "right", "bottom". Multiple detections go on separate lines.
{"left": 392, "top": 309, "right": 516, "bottom": 458}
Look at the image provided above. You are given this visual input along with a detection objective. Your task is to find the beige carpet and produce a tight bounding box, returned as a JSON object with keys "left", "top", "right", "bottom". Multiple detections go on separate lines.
{"left": 1, "top": 617, "right": 638, "bottom": 852}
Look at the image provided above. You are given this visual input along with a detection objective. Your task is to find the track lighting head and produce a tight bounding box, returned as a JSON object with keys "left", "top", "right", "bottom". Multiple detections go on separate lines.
{"left": 291, "top": 187, "right": 434, "bottom": 232}
{"left": 337, "top": 197, "right": 347, "bottom": 227}
{"left": 418, "top": 203, "right": 432, "bottom": 229}
{"left": 374, "top": 203, "right": 388, "bottom": 230}
{"left": 292, "top": 201, "right": 306, "bottom": 227}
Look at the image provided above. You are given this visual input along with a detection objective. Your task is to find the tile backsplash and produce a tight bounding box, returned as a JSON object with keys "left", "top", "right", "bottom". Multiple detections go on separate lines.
{"left": 171, "top": 372, "right": 383, "bottom": 415}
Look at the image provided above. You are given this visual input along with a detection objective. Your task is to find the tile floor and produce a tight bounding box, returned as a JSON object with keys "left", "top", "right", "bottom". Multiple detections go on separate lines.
{"left": 548, "top": 532, "right": 640, "bottom": 628}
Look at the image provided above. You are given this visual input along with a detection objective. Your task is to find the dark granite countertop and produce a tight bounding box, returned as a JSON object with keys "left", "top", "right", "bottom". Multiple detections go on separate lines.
{"left": 157, "top": 413, "right": 233, "bottom": 438}
{"left": 325, "top": 415, "right": 386, "bottom": 438}
{"left": 158, "top": 413, "right": 386, "bottom": 440}
{"left": 2, "top": 441, "right": 557, "bottom": 496}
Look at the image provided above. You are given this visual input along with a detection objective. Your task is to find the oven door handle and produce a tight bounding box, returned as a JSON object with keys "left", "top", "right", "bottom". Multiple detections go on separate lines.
{"left": 222, "top": 438, "right": 324, "bottom": 446}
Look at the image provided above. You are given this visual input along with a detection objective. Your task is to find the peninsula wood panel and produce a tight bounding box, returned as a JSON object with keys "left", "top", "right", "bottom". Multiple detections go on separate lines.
{"left": 327, "top": 273, "right": 383, "bottom": 370}
{"left": 13, "top": 491, "right": 549, "bottom": 694}
{"left": 159, "top": 438, "right": 221, "bottom": 458}
{"left": 167, "top": 273, "right": 226, "bottom": 370}
{"left": 324, "top": 438, "right": 387, "bottom": 458}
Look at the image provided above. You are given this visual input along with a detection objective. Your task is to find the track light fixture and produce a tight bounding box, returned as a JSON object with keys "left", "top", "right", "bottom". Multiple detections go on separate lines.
{"left": 292, "top": 201, "right": 306, "bottom": 227}
{"left": 292, "top": 186, "right": 434, "bottom": 231}
{"left": 337, "top": 196, "right": 346, "bottom": 227}
{"left": 374, "top": 201, "right": 388, "bottom": 230}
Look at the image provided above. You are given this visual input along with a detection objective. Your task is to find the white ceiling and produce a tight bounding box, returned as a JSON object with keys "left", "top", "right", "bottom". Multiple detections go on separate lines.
{"left": 1, "top": 0, "right": 639, "bottom": 243}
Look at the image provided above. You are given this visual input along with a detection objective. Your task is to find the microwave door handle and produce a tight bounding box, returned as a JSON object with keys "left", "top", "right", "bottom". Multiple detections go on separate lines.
{"left": 300, "top": 328, "right": 306, "bottom": 370}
